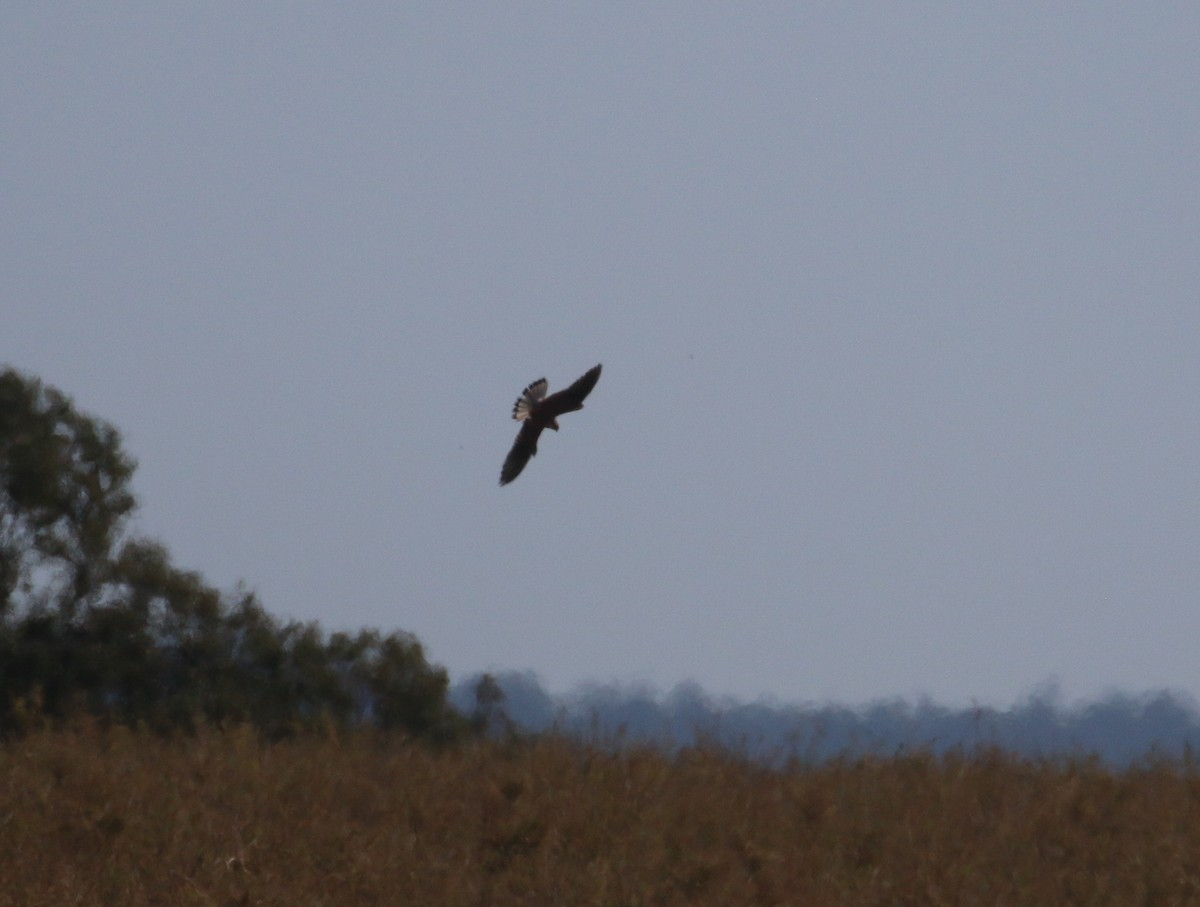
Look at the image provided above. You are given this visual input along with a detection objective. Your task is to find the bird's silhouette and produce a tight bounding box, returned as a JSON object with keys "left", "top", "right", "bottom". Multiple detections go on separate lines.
{"left": 499, "top": 364, "right": 602, "bottom": 485}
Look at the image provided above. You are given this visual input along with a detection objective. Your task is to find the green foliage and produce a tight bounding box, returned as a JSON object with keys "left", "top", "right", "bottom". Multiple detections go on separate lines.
{"left": 0, "top": 366, "right": 464, "bottom": 740}
{"left": 0, "top": 369, "right": 136, "bottom": 617}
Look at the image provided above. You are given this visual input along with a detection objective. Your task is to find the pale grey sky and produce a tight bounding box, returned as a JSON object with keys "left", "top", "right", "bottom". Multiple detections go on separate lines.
{"left": 4, "top": 4, "right": 1199, "bottom": 707}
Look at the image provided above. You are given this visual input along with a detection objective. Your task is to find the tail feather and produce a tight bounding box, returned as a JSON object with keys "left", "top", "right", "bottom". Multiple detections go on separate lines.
{"left": 512, "top": 378, "right": 547, "bottom": 421}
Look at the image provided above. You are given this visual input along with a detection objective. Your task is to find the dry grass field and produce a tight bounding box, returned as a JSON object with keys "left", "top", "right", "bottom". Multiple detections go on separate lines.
{"left": 2, "top": 722, "right": 1199, "bottom": 906}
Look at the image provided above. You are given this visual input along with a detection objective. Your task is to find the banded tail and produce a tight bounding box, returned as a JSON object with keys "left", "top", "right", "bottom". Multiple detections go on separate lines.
{"left": 512, "top": 378, "right": 547, "bottom": 421}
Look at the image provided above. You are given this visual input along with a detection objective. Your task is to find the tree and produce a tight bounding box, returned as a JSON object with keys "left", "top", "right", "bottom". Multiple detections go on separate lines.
{"left": 471, "top": 672, "right": 514, "bottom": 737}
{"left": 0, "top": 366, "right": 465, "bottom": 739}
{"left": 0, "top": 368, "right": 136, "bottom": 619}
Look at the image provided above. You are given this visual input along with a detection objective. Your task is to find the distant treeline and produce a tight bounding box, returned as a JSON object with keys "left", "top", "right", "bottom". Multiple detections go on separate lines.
{"left": 0, "top": 366, "right": 463, "bottom": 739}
{"left": 452, "top": 671, "right": 1200, "bottom": 766}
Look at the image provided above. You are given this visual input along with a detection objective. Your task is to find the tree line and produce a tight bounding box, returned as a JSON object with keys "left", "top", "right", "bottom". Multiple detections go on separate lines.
{"left": 0, "top": 366, "right": 465, "bottom": 739}
{"left": 451, "top": 671, "right": 1200, "bottom": 766}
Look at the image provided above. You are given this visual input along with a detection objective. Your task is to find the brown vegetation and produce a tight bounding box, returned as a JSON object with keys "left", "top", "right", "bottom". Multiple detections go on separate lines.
{"left": 2, "top": 723, "right": 1199, "bottom": 905}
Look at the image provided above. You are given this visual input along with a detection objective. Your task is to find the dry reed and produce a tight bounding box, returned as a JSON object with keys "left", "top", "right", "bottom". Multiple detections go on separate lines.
{"left": 1, "top": 721, "right": 1198, "bottom": 905}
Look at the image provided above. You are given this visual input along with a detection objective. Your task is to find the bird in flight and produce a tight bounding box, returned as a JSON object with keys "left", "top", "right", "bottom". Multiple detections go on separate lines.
{"left": 499, "top": 364, "right": 602, "bottom": 486}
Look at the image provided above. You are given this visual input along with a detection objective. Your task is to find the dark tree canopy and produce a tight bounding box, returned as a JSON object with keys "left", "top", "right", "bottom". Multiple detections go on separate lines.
{"left": 0, "top": 366, "right": 464, "bottom": 740}
{"left": 0, "top": 369, "right": 136, "bottom": 618}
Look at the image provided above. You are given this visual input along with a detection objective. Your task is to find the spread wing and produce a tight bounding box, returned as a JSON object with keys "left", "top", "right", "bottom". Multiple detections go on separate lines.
{"left": 499, "top": 421, "right": 543, "bottom": 486}
{"left": 541, "top": 364, "right": 602, "bottom": 417}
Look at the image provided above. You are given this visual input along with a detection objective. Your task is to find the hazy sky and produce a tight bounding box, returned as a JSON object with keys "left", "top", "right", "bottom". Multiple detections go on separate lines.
{"left": 5, "top": 5, "right": 1199, "bottom": 707}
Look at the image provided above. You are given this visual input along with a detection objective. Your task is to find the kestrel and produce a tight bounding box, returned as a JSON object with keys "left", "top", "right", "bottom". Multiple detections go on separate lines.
{"left": 499, "top": 364, "right": 602, "bottom": 486}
